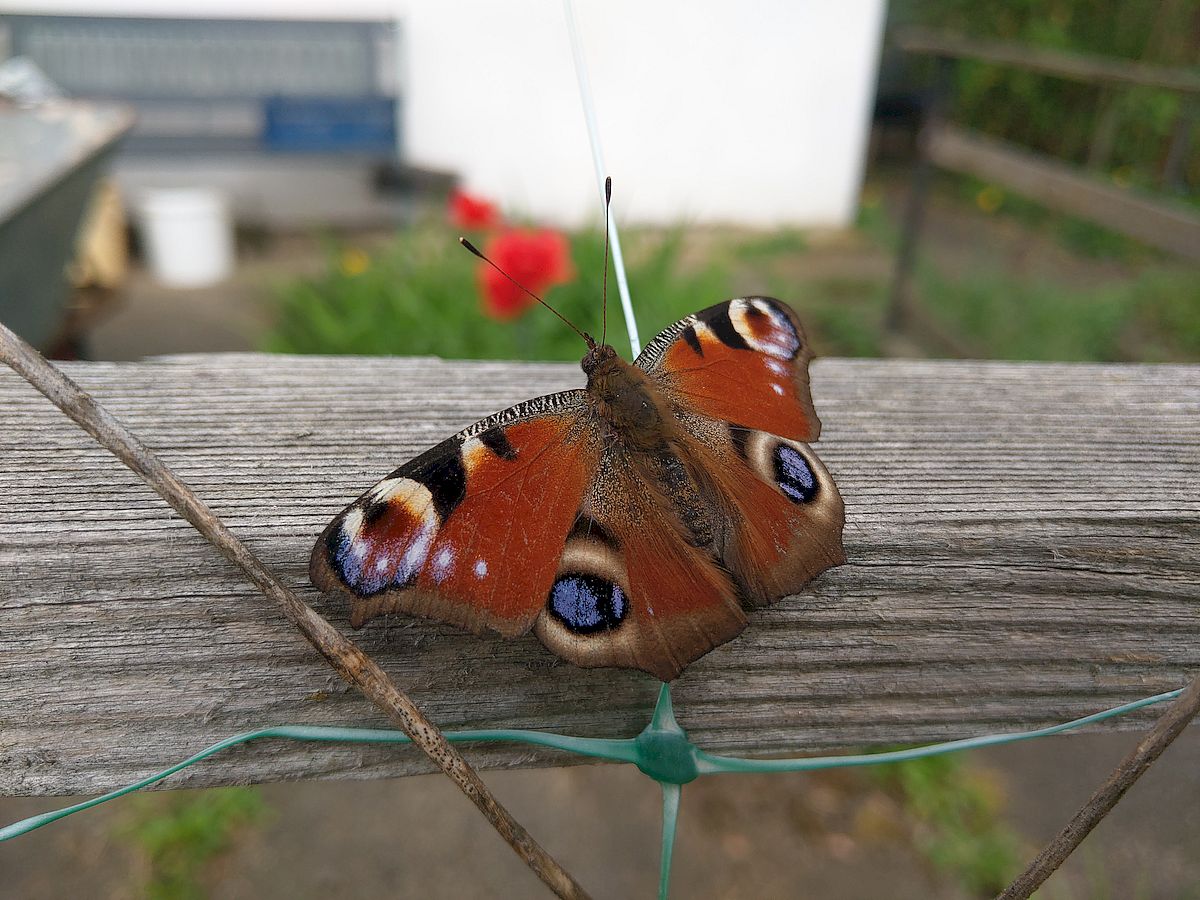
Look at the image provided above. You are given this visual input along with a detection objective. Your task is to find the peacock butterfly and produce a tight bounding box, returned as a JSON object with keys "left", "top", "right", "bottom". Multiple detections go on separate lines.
{"left": 310, "top": 197, "right": 845, "bottom": 681}
{"left": 310, "top": 300, "right": 846, "bottom": 681}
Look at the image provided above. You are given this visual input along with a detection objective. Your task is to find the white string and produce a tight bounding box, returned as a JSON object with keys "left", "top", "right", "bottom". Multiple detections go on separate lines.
{"left": 562, "top": 0, "right": 642, "bottom": 357}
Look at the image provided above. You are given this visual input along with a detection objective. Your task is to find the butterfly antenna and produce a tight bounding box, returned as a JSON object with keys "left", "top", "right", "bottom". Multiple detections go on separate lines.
{"left": 601, "top": 176, "right": 612, "bottom": 347}
{"left": 459, "top": 237, "right": 594, "bottom": 349}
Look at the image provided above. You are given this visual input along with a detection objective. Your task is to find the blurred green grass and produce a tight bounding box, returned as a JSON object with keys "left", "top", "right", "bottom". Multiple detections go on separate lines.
{"left": 265, "top": 228, "right": 734, "bottom": 362}
{"left": 265, "top": 199, "right": 1199, "bottom": 365}
{"left": 871, "top": 752, "right": 1025, "bottom": 895}
{"left": 119, "top": 787, "right": 268, "bottom": 900}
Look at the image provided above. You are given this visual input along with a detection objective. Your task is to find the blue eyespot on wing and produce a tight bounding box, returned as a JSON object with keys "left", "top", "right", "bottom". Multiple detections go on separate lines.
{"left": 548, "top": 573, "right": 627, "bottom": 633}
{"left": 774, "top": 443, "right": 818, "bottom": 504}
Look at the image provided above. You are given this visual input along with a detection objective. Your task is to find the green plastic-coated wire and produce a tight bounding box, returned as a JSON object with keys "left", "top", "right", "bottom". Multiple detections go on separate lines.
{"left": 0, "top": 726, "right": 636, "bottom": 843}
{"left": 2, "top": 683, "right": 1183, "bottom": 900}
{"left": 658, "top": 783, "right": 681, "bottom": 900}
{"left": 694, "top": 687, "right": 1186, "bottom": 775}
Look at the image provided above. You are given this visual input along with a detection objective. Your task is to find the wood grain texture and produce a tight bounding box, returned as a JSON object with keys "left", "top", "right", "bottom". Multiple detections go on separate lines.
{"left": 1, "top": 354, "right": 1197, "bottom": 796}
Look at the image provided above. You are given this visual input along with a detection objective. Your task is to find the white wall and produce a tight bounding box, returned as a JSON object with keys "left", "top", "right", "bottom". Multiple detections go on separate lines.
{"left": 402, "top": 0, "right": 886, "bottom": 227}
{"left": 4, "top": 0, "right": 887, "bottom": 227}
{"left": 0, "top": 0, "right": 398, "bottom": 19}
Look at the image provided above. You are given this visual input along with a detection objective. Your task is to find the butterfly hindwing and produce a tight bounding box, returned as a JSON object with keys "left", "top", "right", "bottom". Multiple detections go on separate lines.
{"left": 636, "top": 296, "right": 821, "bottom": 442}
{"left": 533, "top": 455, "right": 748, "bottom": 683}
{"left": 310, "top": 391, "right": 599, "bottom": 637}
{"left": 635, "top": 296, "right": 845, "bottom": 605}
{"left": 677, "top": 413, "right": 845, "bottom": 604}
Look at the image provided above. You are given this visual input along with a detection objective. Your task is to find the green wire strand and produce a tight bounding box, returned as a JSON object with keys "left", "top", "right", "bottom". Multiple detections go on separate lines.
{"left": 694, "top": 687, "right": 1185, "bottom": 775}
{"left": 1, "top": 685, "right": 1183, "bottom": 899}
{"left": 658, "top": 783, "right": 681, "bottom": 900}
{"left": 0, "top": 727, "right": 636, "bottom": 842}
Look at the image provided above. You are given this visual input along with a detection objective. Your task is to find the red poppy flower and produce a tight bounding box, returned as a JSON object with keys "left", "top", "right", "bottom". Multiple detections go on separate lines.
{"left": 478, "top": 228, "right": 574, "bottom": 320}
{"left": 449, "top": 188, "right": 500, "bottom": 230}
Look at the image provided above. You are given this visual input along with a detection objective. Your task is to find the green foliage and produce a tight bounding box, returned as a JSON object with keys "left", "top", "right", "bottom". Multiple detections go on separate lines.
{"left": 1129, "top": 271, "right": 1200, "bottom": 361}
{"left": 873, "top": 754, "right": 1024, "bottom": 895}
{"left": 808, "top": 293, "right": 886, "bottom": 356}
{"left": 783, "top": 279, "right": 887, "bottom": 358}
{"left": 855, "top": 194, "right": 899, "bottom": 250}
{"left": 953, "top": 175, "right": 1154, "bottom": 262}
{"left": 265, "top": 213, "right": 1199, "bottom": 365}
{"left": 731, "top": 227, "right": 809, "bottom": 260}
{"left": 568, "top": 229, "right": 737, "bottom": 355}
{"left": 889, "top": 1, "right": 1198, "bottom": 194}
{"left": 119, "top": 787, "right": 268, "bottom": 900}
{"left": 266, "top": 221, "right": 908, "bottom": 363}
{"left": 267, "top": 227, "right": 737, "bottom": 361}
{"left": 917, "top": 264, "right": 1200, "bottom": 362}
{"left": 266, "top": 231, "right": 494, "bottom": 359}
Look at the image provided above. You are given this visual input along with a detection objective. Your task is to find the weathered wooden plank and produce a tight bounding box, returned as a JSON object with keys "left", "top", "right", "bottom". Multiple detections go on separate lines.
{"left": 927, "top": 124, "right": 1200, "bottom": 262}
{"left": 895, "top": 27, "right": 1200, "bottom": 95}
{"left": 1, "top": 354, "right": 1197, "bottom": 796}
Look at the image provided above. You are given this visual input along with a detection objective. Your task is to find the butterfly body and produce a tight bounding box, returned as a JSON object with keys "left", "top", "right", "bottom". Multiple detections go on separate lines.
{"left": 312, "top": 297, "right": 845, "bottom": 681}
{"left": 580, "top": 345, "right": 717, "bottom": 542}
{"left": 582, "top": 343, "right": 674, "bottom": 448}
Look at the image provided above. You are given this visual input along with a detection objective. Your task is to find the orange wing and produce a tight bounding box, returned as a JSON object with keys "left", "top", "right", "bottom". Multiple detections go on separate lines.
{"left": 310, "top": 390, "right": 749, "bottom": 681}
{"left": 310, "top": 392, "right": 598, "bottom": 637}
{"left": 532, "top": 457, "right": 748, "bottom": 683}
{"left": 635, "top": 296, "right": 845, "bottom": 607}
{"left": 311, "top": 296, "right": 843, "bottom": 681}
{"left": 635, "top": 296, "right": 821, "bottom": 442}
{"left": 686, "top": 421, "right": 845, "bottom": 605}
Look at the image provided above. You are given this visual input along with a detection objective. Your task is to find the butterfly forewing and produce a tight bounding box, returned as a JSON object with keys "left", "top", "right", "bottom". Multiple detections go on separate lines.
{"left": 310, "top": 391, "right": 599, "bottom": 637}
{"left": 636, "top": 296, "right": 822, "bottom": 442}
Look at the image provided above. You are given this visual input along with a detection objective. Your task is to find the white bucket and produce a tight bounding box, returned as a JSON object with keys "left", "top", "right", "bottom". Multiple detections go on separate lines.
{"left": 138, "top": 188, "right": 234, "bottom": 288}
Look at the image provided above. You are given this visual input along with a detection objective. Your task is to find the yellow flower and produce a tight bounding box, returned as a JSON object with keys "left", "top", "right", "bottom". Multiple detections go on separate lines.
{"left": 976, "top": 184, "right": 1004, "bottom": 214}
{"left": 339, "top": 248, "right": 370, "bottom": 277}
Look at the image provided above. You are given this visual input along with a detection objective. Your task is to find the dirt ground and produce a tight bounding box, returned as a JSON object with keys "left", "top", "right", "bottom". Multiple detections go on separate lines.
{"left": 3, "top": 189, "right": 1197, "bottom": 899}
